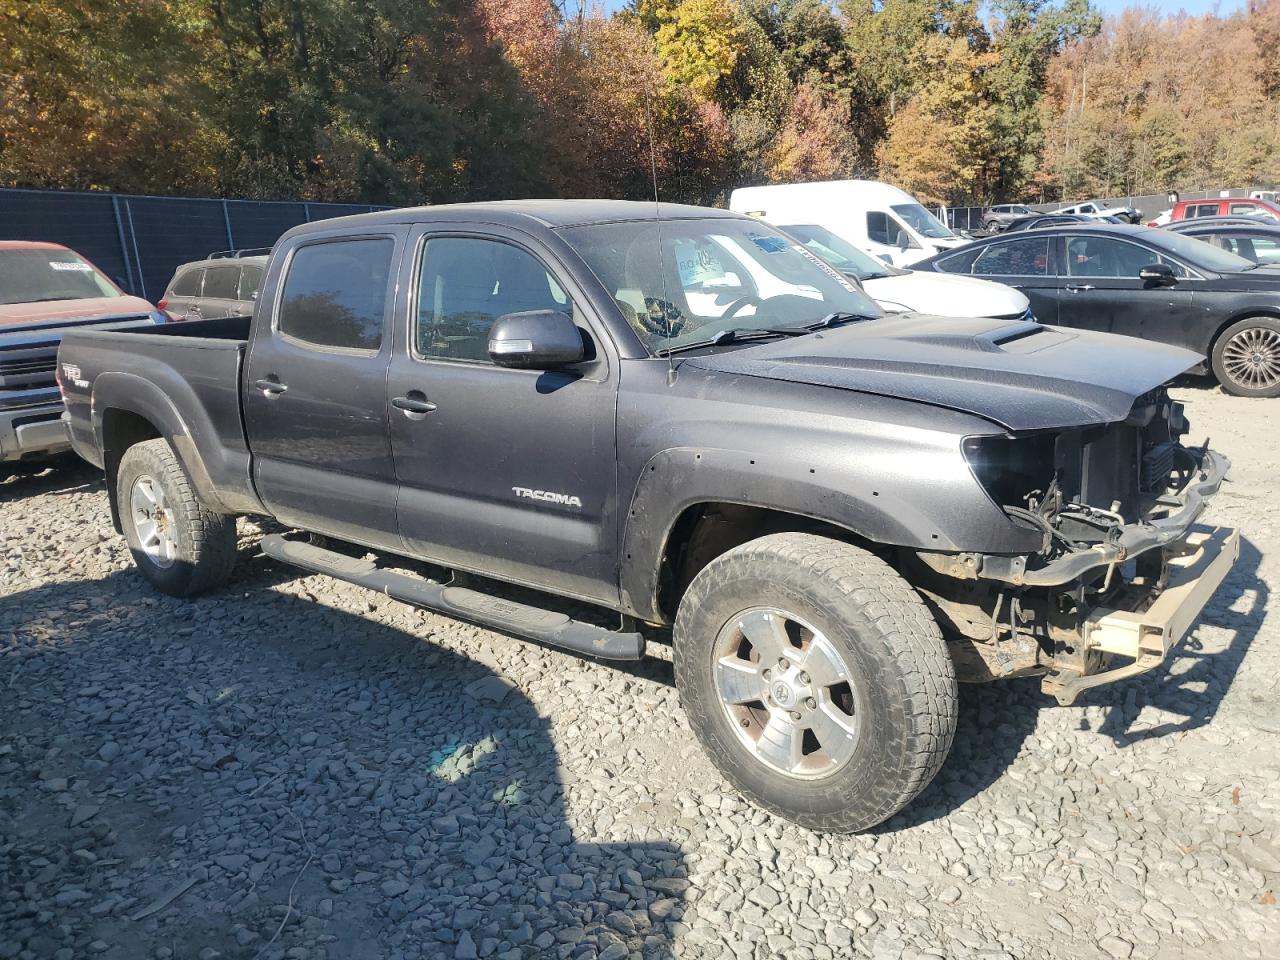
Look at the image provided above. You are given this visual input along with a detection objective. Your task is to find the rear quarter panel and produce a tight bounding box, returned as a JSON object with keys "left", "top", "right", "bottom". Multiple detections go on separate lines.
{"left": 58, "top": 328, "right": 261, "bottom": 515}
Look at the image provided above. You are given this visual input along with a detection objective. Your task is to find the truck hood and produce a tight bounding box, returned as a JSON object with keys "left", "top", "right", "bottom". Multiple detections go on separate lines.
{"left": 0, "top": 295, "right": 157, "bottom": 328}
{"left": 862, "top": 271, "right": 1029, "bottom": 318}
{"left": 683, "top": 315, "right": 1201, "bottom": 432}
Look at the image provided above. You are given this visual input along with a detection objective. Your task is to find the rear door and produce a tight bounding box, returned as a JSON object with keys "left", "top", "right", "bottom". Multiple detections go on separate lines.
{"left": 166, "top": 266, "right": 204, "bottom": 321}
{"left": 1054, "top": 234, "right": 1200, "bottom": 347}
{"left": 386, "top": 224, "right": 621, "bottom": 605}
{"left": 199, "top": 264, "right": 241, "bottom": 319}
{"left": 934, "top": 235, "right": 1060, "bottom": 322}
{"left": 237, "top": 263, "right": 265, "bottom": 315}
{"left": 244, "top": 228, "right": 407, "bottom": 547}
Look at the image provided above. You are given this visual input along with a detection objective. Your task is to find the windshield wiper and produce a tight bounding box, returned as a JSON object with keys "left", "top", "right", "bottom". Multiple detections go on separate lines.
{"left": 804, "top": 311, "right": 879, "bottom": 331}
{"left": 655, "top": 327, "right": 805, "bottom": 357}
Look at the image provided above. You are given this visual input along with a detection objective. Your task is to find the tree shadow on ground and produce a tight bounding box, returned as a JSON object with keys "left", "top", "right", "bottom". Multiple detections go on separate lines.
{"left": 0, "top": 456, "right": 102, "bottom": 501}
{"left": 0, "top": 561, "right": 688, "bottom": 960}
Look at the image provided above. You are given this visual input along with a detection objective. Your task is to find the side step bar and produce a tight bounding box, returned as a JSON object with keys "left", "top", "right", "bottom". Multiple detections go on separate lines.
{"left": 260, "top": 534, "right": 646, "bottom": 661}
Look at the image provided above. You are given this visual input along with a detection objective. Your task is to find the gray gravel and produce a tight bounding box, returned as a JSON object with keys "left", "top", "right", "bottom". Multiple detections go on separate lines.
{"left": 2, "top": 381, "right": 1278, "bottom": 959}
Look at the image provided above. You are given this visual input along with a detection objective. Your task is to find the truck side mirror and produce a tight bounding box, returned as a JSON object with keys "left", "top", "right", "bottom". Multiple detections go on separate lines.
{"left": 1139, "top": 263, "right": 1177, "bottom": 287}
{"left": 488, "top": 310, "right": 585, "bottom": 369}
{"left": 895, "top": 230, "right": 911, "bottom": 251}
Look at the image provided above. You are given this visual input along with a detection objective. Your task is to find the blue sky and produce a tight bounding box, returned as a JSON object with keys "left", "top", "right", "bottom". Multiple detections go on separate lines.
{"left": 1090, "top": 0, "right": 1244, "bottom": 14}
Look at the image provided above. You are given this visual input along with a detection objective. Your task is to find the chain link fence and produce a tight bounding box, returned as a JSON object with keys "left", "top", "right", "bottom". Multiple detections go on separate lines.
{"left": 1, "top": 187, "right": 389, "bottom": 302}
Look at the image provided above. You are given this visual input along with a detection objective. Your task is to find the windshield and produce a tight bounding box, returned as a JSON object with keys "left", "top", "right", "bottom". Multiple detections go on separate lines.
{"left": 1147, "top": 228, "right": 1255, "bottom": 273}
{"left": 0, "top": 248, "right": 121, "bottom": 305}
{"left": 779, "top": 224, "right": 906, "bottom": 280}
{"left": 890, "top": 203, "right": 956, "bottom": 239}
{"left": 558, "top": 218, "right": 883, "bottom": 354}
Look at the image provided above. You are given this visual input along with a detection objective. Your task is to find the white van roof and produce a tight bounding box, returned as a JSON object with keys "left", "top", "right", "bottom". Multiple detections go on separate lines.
{"left": 729, "top": 180, "right": 922, "bottom": 218}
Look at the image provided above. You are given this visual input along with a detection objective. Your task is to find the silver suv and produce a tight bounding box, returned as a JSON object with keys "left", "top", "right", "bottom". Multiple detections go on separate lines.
{"left": 159, "top": 250, "right": 268, "bottom": 321}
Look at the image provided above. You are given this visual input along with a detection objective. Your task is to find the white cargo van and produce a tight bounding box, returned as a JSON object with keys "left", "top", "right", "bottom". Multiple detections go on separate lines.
{"left": 729, "top": 180, "right": 970, "bottom": 267}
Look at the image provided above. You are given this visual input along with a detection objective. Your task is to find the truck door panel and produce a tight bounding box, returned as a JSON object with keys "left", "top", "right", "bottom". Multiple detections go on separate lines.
{"left": 387, "top": 228, "right": 620, "bottom": 605}
{"left": 244, "top": 230, "right": 405, "bottom": 548}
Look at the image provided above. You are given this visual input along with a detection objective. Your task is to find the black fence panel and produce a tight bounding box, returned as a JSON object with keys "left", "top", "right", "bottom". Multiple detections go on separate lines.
{"left": 0, "top": 187, "right": 390, "bottom": 303}
{"left": 0, "top": 189, "right": 132, "bottom": 290}
{"left": 125, "top": 197, "right": 229, "bottom": 301}
{"left": 225, "top": 201, "right": 308, "bottom": 251}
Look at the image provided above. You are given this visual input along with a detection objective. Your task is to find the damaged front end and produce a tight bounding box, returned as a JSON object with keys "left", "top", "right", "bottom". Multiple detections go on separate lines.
{"left": 911, "top": 388, "right": 1239, "bottom": 705}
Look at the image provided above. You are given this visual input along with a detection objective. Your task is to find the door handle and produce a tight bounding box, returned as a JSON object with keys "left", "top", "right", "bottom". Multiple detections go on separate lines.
{"left": 1065, "top": 283, "right": 1096, "bottom": 292}
{"left": 253, "top": 378, "right": 287, "bottom": 396}
{"left": 392, "top": 393, "right": 437, "bottom": 416}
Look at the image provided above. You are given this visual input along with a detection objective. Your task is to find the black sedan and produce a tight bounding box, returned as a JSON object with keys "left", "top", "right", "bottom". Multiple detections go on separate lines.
{"left": 915, "top": 224, "right": 1280, "bottom": 397}
{"left": 1164, "top": 221, "right": 1280, "bottom": 267}
{"left": 1002, "top": 213, "right": 1093, "bottom": 232}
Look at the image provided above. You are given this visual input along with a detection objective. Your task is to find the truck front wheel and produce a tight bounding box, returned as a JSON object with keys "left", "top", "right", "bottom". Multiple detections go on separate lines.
{"left": 116, "top": 438, "right": 238, "bottom": 597}
{"left": 673, "top": 533, "right": 957, "bottom": 832}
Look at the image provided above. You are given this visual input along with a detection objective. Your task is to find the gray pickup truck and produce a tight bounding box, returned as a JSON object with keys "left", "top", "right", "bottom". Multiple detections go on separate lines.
{"left": 58, "top": 201, "right": 1238, "bottom": 832}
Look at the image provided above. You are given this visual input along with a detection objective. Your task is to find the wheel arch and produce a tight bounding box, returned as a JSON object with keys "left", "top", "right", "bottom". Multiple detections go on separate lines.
{"left": 92, "top": 372, "right": 234, "bottom": 525}
{"left": 644, "top": 500, "right": 879, "bottom": 626}
{"left": 1205, "top": 306, "right": 1280, "bottom": 362}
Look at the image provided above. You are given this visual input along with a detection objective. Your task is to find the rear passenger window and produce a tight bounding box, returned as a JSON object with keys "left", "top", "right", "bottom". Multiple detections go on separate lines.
{"left": 277, "top": 238, "right": 393, "bottom": 352}
{"left": 171, "top": 267, "right": 202, "bottom": 297}
{"left": 238, "top": 265, "right": 264, "bottom": 301}
{"left": 1229, "top": 203, "right": 1259, "bottom": 216}
{"left": 203, "top": 265, "right": 239, "bottom": 299}
{"left": 969, "top": 237, "right": 1051, "bottom": 276}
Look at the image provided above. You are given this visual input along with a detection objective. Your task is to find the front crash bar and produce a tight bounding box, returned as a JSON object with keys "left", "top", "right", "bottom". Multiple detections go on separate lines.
{"left": 1041, "top": 525, "right": 1239, "bottom": 705}
{"left": 979, "top": 450, "right": 1230, "bottom": 588}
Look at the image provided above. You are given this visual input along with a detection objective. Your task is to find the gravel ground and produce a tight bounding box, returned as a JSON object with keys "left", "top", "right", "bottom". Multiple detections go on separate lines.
{"left": 1, "top": 381, "right": 1278, "bottom": 960}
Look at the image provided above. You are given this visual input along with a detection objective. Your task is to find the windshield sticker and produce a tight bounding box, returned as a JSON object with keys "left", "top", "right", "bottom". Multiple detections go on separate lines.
{"left": 790, "top": 245, "right": 858, "bottom": 293}
{"left": 674, "top": 239, "right": 727, "bottom": 287}
{"left": 750, "top": 235, "right": 789, "bottom": 253}
{"left": 50, "top": 261, "right": 93, "bottom": 272}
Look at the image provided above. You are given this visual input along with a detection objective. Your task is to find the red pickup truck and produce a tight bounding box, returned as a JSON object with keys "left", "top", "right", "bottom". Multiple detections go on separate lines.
{"left": 1, "top": 241, "right": 165, "bottom": 478}
{"left": 1168, "top": 197, "right": 1280, "bottom": 222}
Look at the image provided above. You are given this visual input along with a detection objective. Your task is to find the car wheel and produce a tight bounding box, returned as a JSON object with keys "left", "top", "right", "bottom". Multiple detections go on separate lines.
{"left": 673, "top": 532, "right": 957, "bottom": 832}
{"left": 1212, "top": 317, "right": 1280, "bottom": 398}
{"left": 984, "top": 219, "right": 1000, "bottom": 232}
{"left": 116, "top": 438, "right": 238, "bottom": 596}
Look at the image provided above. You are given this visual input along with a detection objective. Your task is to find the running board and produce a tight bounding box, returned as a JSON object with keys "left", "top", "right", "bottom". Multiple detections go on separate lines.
{"left": 260, "top": 534, "right": 646, "bottom": 661}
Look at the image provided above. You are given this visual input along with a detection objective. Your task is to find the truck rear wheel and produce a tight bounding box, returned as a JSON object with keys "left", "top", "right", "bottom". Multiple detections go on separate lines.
{"left": 116, "top": 438, "right": 238, "bottom": 597}
{"left": 673, "top": 532, "right": 957, "bottom": 832}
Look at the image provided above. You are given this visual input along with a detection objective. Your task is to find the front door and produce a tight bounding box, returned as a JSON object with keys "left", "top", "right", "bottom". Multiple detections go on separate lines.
{"left": 387, "top": 227, "right": 620, "bottom": 606}
{"left": 1054, "top": 234, "right": 1198, "bottom": 347}
{"left": 243, "top": 229, "right": 406, "bottom": 548}
{"left": 864, "top": 210, "right": 920, "bottom": 266}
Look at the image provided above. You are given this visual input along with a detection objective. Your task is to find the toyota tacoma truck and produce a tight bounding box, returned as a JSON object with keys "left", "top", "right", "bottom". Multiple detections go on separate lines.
{"left": 57, "top": 201, "right": 1238, "bottom": 832}
{"left": 1, "top": 241, "right": 165, "bottom": 478}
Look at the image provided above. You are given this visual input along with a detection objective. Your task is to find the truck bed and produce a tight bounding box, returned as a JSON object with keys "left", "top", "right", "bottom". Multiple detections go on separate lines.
{"left": 58, "top": 315, "right": 262, "bottom": 515}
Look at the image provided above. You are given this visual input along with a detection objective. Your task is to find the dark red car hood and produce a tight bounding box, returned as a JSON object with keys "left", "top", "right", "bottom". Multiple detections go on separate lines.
{"left": 0, "top": 295, "right": 157, "bottom": 328}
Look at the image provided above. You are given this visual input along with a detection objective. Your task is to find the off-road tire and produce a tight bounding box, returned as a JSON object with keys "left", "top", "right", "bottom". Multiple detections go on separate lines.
{"left": 1211, "top": 316, "right": 1280, "bottom": 398}
{"left": 673, "top": 532, "right": 957, "bottom": 833}
{"left": 117, "top": 438, "right": 237, "bottom": 597}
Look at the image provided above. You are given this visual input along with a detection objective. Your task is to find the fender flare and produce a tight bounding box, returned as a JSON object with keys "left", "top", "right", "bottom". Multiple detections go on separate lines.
{"left": 617, "top": 446, "right": 975, "bottom": 624}
{"left": 91, "top": 372, "right": 233, "bottom": 517}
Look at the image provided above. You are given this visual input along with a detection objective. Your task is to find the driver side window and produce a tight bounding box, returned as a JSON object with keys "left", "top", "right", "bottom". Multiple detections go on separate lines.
{"left": 416, "top": 237, "right": 571, "bottom": 363}
{"left": 866, "top": 211, "right": 915, "bottom": 248}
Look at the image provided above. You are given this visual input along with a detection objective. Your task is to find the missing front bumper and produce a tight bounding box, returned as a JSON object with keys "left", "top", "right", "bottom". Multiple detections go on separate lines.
{"left": 1041, "top": 525, "right": 1239, "bottom": 705}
